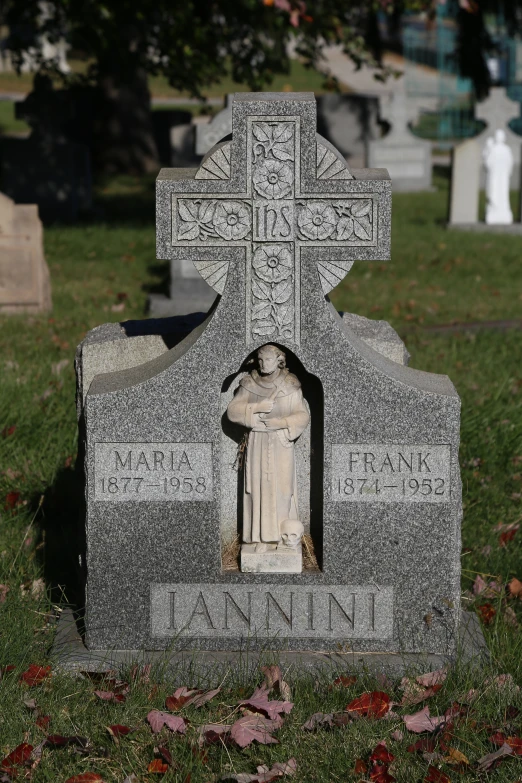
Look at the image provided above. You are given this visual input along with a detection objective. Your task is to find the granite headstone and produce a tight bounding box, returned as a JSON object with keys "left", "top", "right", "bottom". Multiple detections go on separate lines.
{"left": 448, "top": 139, "right": 480, "bottom": 226}
{"left": 80, "top": 92, "right": 463, "bottom": 665}
{"left": 0, "top": 191, "right": 52, "bottom": 314}
{"left": 368, "top": 92, "right": 432, "bottom": 192}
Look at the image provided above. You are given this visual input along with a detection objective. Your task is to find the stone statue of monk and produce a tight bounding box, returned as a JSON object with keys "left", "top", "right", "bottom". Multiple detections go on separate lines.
{"left": 227, "top": 344, "right": 310, "bottom": 554}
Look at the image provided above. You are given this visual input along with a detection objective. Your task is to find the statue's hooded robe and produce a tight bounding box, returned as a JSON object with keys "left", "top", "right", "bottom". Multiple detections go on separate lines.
{"left": 227, "top": 368, "right": 310, "bottom": 544}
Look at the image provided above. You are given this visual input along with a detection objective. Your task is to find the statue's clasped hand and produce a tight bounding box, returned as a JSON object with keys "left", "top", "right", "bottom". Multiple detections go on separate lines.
{"left": 253, "top": 399, "right": 274, "bottom": 414}
{"left": 259, "top": 416, "right": 286, "bottom": 431}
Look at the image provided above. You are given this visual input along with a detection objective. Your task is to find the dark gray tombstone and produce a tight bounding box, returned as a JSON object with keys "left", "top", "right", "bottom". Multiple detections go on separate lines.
{"left": 69, "top": 92, "right": 473, "bottom": 674}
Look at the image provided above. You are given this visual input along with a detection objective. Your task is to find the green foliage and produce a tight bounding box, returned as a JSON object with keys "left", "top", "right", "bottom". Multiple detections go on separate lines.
{"left": 2, "top": 0, "right": 426, "bottom": 95}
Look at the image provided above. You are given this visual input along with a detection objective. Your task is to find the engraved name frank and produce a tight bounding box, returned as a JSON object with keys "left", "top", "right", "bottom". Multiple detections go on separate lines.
{"left": 150, "top": 584, "right": 393, "bottom": 639}
{"left": 331, "top": 444, "right": 451, "bottom": 503}
{"left": 94, "top": 442, "right": 213, "bottom": 502}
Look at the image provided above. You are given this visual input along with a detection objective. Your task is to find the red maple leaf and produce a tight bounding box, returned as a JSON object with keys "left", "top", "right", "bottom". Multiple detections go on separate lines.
{"left": 19, "top": 664, "right": 51, "bottom": 686}
{"left": 107, "top": 725, "right": 132, "bottom": 738}
{"left": 1, "top": 743, "right": 33, "bottom": 773}
{"left": 346, "top": 691, "right": 390, "bottom": 719}
{"left": 4, "top": 491, "right": 21, "bottom": 510}
{"left": 148, "top": 759, "right": 169, "bottom": 774}
{"left": 333, "top": 675, "right": 357, "bottom": 687}
{"left": 407, "top": 737, "right": 437, "bottom": 754}
{"left": 370, "top": 742, "right": 394, "bottom": 764}
{"left": 1, "top": 425, "right": 16, "bottom": 438}
{"left": 424, "top": 767, "right": 450, "bottom": 783}
{"left": 64, "top": 774, "right": 105, "bottom": 783}
{"left": 506, "top": 736, "right": 522, "bottom": 755}
{"left": 500, "top": 529, "right": 518, "bottom": 547}
{"left": 239, "top": 684, "right": 293, "bottom": 719}
{"left": 477, "top": 603, "right": 496, "bottom": 625}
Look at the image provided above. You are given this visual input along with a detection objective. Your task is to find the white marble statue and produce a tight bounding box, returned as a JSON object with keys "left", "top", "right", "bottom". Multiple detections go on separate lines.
{"left": 483, "top": 129, "right": 514, "bottom": 225}
{"left": 227, "top": 344, "right": 309, "bottom": 557}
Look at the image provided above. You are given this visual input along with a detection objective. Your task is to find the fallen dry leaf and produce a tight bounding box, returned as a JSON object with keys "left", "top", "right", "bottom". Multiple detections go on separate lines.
{"left": 188, "top": 687, "right": 221, "bottom": 708}
{"left": 261, "top": 665, "right": 292, "bottom": 700}
{"left": 147, "top": 709, "right": 186, "bottom": 734}
{"left": 508, "top": 577, "right": 522, "bottom": 598}
{"left": 165, "top": 686, "right": 199, "bottom": 711}
{"left": 1, "top": 743, "right": 33, "bottom": 774}
{"left": 221, "top": 757, "right": 296, "bottom": 782}
{"left": 369, "top": 742, "right": 394, "bottom": 764}
{"left": 4, "top": 491, "right": 21, "bottom": 510}
{"left": 403, "top": 706, "right": 447, "bottom": 733}
{"left": 19, "top": 664, "right": 51, "bottom": 687}
{"left": 106, "top": 725, "right": 132, "bottom": 743}
{"left": 302, "top": 712, "right": 334, "bottom": 731}
{"left": 147, "top": 758, "right": 169, "bottom": 774}
{"left": 500, "top": 529, "right": 518, "bottom": 546}
{"left": 346, "top": 691, "right": 391, "bottom": 719}
{"left": 239, "top": 684, "right": 293, "bottom": 719}
{"left": 477, "top": 742, "right": 513, "bottom": 771}
{"left": 230, "top": 714, "right": 280, "bottom": 748}
{"left": 1, "top": 425, "right": 16, "bottom": 438}
{"left": 416, "top": 669, "right": 447, "bottom": 688}
{"left": 354, "top": 758, "right": 367, "bottom": 774}
{"left": 445, "top": 747, "right": 469, "bottom": 765}
{"left": 198, "top": 723, "right": 230, "bottom": 747}
{"left": 424, "top": 767, "right": 450, "bottom": 783}
{"left": 94, "top": 689, "right": 126, "bottom": 703}
{"left": 0, "top": 585, "right": 9, "bottom": 604}
{"left": 332, "top": 674, "right": 357, "bottom": 688}
{"left": 477, "top": 603, "right": 496, "bottom": 625}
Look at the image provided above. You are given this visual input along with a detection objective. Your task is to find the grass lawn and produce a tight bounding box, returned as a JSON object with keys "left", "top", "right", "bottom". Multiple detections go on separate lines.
{"left": 0, "top": 171, "right": 521, "bottom": 781}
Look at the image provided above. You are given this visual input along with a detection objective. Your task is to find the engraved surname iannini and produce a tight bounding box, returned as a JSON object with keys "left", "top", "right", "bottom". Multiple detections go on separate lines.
{"left": 151, "top": 584, "right": 394, "bottom": 639}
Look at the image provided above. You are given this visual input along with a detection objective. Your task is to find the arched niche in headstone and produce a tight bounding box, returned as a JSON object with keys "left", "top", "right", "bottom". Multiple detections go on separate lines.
{"left": 220, "top": 344, "right": 324, "bottom": 572}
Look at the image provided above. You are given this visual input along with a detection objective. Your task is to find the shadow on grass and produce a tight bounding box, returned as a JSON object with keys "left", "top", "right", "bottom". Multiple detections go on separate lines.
{"left": 32, "top": 460, "right": 85, "bottom": 611}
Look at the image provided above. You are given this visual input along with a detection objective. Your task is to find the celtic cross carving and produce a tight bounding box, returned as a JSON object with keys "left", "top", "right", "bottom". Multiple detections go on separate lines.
{"left": 160, "top": 94, "right": 389, "bottom": 348}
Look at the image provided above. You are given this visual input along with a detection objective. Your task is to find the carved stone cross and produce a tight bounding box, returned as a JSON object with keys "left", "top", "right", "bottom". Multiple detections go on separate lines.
{"left": 157, "top": 92, "right": 391, "bottom": 347}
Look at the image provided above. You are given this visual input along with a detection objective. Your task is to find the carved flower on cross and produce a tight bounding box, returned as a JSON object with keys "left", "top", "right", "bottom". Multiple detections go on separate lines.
{"left": 297, "top": 201, "right": 337, "bottom": 240}
{"left": 213, "top": 201, "right": 251, "bottom": 240}
{"left": 252, "top": 245, "right": 293, "bottom": 283}
{"left": 252, "top": 160, "right": 293, "bottom": 200}
{"left": 177, "top": 199, "right": 217, "bottom": 241}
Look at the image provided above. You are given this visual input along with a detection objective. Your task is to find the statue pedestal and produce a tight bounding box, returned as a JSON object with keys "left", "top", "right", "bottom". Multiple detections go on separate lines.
{"left": 240, "top": 543, "right": 302, "bottom": 573}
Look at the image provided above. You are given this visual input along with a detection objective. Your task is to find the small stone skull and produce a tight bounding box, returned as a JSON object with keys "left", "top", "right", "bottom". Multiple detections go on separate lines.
{"left": 280, "top": 519, "right": 304, "bottom": 549}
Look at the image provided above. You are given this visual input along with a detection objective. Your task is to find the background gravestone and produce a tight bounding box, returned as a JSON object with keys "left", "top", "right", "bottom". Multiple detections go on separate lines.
{"left": 316, "top": 93, "right": 382, "bottom": 169}
{"left": 195, "top": 97, "right": 233, "bottom": 156}
{"left": 0, "top": 191, "right": 52, "bottom": 313}
{"left": 368, "top": 92, "right": 432, "bottom": 192}
{"left": 448, "top": 139, "right": 480, "bottom": 226}
{"left": 81, "top": 93, "right": 462, "bottom": 665}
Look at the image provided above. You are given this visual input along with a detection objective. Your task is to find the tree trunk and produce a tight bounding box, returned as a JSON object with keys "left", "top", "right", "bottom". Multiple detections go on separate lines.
{"left": 92, "top": 61, "right": 159, "bottom": 175}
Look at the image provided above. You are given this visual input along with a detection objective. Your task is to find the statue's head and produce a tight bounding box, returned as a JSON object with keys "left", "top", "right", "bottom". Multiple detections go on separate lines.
{"left": 495, "top": 129, "right": 506, "bottom": 144}
{"left": 257, "top": 344, "right": 286, "bottom": 376}
{"left": 280, "top": 519, "right": 304, "bottom": 549}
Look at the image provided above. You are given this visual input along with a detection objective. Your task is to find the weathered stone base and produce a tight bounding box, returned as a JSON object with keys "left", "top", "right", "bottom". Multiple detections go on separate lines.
{"left": 51, "top": 608, "right": 488, "bottom": 679}
{"left": 240, "top": 543, "right": 302, "bottom": 573}
{"left": 447, "top": 222, "right": 522, "bottom": 234}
